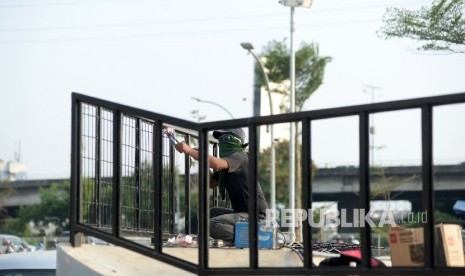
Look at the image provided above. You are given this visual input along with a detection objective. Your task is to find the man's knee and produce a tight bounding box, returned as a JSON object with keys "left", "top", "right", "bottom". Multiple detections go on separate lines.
{"left": 210, "top": 221, "right": 234, "bottom": 242}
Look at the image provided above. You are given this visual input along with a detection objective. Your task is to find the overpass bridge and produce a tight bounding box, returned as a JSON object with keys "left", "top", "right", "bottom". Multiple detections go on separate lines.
{"left": 312, "top": 163, "right": 465, "bottom": 232}
{"left": 2, "top": 162, "right": 464, "bottom": 208}
{"left": 0, "top": 178, "right": 68, "bottom": 216}
{"left": 1, "top": 162, "right": 464, "bottom": 219}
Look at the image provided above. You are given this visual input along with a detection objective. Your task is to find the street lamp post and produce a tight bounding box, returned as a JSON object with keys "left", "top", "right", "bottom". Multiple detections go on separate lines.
{"left": 280, "top": 0, "right": 313, "bottom": 242}
{"left": 191, "top": 97, "right": 235, "bottom": 119}
{"left": 240, "top": 42, "right": 276, "bottom": 214}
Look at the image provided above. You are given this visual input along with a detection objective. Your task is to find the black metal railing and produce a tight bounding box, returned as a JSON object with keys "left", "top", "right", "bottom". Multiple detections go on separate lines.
{"left": 71, "top": 92, "right": 465, "bottom": 275}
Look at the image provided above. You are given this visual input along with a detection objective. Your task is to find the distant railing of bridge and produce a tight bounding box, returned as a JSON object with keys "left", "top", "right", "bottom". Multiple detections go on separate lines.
{"left": 70, "top": 92, "right": 465, "bottom": 275}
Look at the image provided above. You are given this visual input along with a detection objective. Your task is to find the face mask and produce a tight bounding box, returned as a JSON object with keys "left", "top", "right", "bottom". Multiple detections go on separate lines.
{"left": 218, "top": 134, "right": 244, "bottom": 157}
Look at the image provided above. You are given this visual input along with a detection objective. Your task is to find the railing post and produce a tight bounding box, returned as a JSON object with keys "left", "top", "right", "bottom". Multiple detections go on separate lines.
{"left": 248, "top": 125, "right": 259, "bottom": 269}
{"left": 169, "top": 131, "right": 176, "bottom": 234}
{"left": 112, "top": 110, "right": 122, "bottom": 239}
{"left": 95, "top": 107, "right": 102, "bottom": 227}
{"left": 70, "top": 94, "right": 81, "bottom": 247}
{"left": 359, "top": 111, "right": 372, "bottom": 268}
{"left": 212, "top": 143, "right": 219, "bottom": 207}
{"left": 184, "top": 134, "right": 191, "bottom": 234}
{"left": 301, "top": 118, "right": 313, "bottom": 269}
{"left": 135, "top": 118, "right": 141, "bottom": 231}
{"left": 153, "top": 121, "right": 163, "bottom": 252}
{"left": 198, "top": 128, "right": 209, "bottom": 272}
{"left": 422, "top": 104, "right": 435, "bottom": 268}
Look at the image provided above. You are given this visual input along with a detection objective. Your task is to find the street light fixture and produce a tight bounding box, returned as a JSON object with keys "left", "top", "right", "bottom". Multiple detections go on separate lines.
{"left": 191, "top": 97, "right": 235, "bottom": 119}
{"left": 240, "top": 42, "right": 276, "bottom": 214}
{"left": 280, "top": 0, "right": 313, "bottom": 8}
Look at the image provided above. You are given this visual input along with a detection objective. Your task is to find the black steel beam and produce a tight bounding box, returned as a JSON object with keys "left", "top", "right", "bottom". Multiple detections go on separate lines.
{"left": 112, "top": 110, "right": 121, "bottom": 238}
{"left": 135, "top": 118, "right": 141, "bottom": 231}
{"left": 301, "top": 118, "right": 313, "bottom": 269}
{"left": 184, "top": 133, "right": 191, "bottom": 234}
{"left": 70, "top": 95, "right": 80, "bottom": 246}
{"left": 153, "top": 120, "right": 163, "bottom": 252}
{"left": 248, "top": 124, "right": 259, "bottom": 269}
{"left": 422, "top": 105, "right": 435, "bottom": 268}
{"left": 359, "top": 111, "right": 371, "bottom": 268}
{"left": 198, "top": 127, "right": 209, "bottom": 271}
{"left": 95, "top": 107, "right": 101, "bottom": 227}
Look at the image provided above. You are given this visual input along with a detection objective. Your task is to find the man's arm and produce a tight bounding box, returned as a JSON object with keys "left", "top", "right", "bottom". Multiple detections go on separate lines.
{"left": 174, "top": 141, "right": 229, "bottom": 171}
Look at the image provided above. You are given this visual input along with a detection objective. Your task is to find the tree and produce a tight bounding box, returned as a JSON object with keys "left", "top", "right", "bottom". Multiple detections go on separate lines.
{"left": 190, "top": 110, "right": 206, "bottom": 122}
{"left": 2, "top": 181, "right": 70, "bottom": 236}
{"left": 257, "top": 140, "right": 317, "bottom": 211}
{"left": 377, "top": 0, "right": 465, "bottom": 53}
{"left": 258, "top": 140, "right": 296, "bottom": 205}
{"left": 0, "top": 181, "right": 14, "bottom": 226}
{"left": 257, "top": 39, "right": 332, "bottom": 111}
{"left": 257, "top": 39, "right": 331, "bottom": 242}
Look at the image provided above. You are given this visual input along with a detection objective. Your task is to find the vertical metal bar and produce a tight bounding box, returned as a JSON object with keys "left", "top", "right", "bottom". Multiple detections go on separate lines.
{"left": 248, "top": 125, "right": 258, "bottom": 269}
{"left": 359, "top": 111, "right": 371, "bottom": 268}
{"left": 95, "top": 107, "right": 101, "bottom": 227}
{"left": 169, "top": 134, "right": 176, "bottom": 233}
{"left": 212, "top": 142, "right": 218, "bottom": 207}
{"left": 422, "top": 105, "right": 434, "bottom": 268}
{"left": 301, "top": 118, "right": 312, "bottom": 269}
{"left": 184, "top": 134, "right": 191, "bottom": 234}
{"left": 153, "top": 121, "right": 163, "bottom": 253}
{"left": 112, "top": 110, "right": 122, "bottom": 238}
{"left": 135, "top": 118, "right": 141, "bottom": 231}
{"left": 198, "top": 128, "right": 209, "bottom": 271}
{"left": 70, "top": 94, "right": 81, "bottom": 247}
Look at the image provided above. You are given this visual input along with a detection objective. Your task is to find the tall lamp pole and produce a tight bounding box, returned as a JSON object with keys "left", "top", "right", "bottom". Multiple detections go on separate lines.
{"left": 240, "top": 42, "right": 276, "bottom": 214}
{"left": 191, "top": 97, "right": 235, "bottom": 119}
{"left": 280, "top": 0, "right": 313, "bottom": 242}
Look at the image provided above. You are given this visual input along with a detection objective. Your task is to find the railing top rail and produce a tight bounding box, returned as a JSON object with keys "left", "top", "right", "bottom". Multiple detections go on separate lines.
{"left": 73, "top": 91, "right": 465, "bottom": 131}
{"left": 72, "top": 92, "right": 198, "bottom": 132}
{"left": 198, "top": 91, "right": 465, "bottom": 130}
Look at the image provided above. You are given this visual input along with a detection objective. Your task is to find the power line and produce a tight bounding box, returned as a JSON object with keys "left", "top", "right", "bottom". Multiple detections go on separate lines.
{"left": 0, "top": 1, "right": 423, "bottom": 32}
{"left": 0, "top": 0, "right": 153, "bottom": 8}
{"left": 0, "top": 0, "right": 423, "bottom": 9}
{"left": 0, "top": 1, "right": 425, "bottom": 43}
{"left": 0, "top": 19, "right": 381, "bottom": 44}
{"left": 0, "top": 13, "right": 287, "bottom": 32}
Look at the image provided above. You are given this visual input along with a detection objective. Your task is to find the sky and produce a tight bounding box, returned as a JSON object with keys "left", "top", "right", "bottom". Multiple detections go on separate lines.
{"left": 0, "top": 0, "right": 464, "bottom": 179}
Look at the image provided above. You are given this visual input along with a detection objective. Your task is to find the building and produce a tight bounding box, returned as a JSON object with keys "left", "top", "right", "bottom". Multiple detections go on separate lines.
{"left": 0, "top": 159, "right": 28, "bottom": 181}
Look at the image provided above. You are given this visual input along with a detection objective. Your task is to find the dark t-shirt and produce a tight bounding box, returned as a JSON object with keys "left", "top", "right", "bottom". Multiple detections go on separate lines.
{"left": 222, "top": 152, "right": 268, "bottom": 218}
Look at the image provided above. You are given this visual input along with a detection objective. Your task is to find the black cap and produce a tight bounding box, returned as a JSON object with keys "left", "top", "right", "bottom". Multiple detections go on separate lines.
{"left": 213, "top": 128, "right": 246, "bottom": 143}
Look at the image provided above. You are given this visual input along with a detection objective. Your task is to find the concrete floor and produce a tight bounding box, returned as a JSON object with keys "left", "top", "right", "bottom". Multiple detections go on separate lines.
{"left": 56, "top": 242, "right": 391, "bottom": 275}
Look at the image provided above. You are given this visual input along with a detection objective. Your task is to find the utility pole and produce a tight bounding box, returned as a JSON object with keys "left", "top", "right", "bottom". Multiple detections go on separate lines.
{"left": 363, "top": 85, "right": 382, "bottom": 166}
{"left": 280, "top": 0, "right": 313, "bottom": 243}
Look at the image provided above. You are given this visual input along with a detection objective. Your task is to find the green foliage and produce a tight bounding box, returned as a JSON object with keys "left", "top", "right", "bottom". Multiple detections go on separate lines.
{"left": 0, "top": 182, "right": 14, "bottom": 224}
{"left": 370, "top": 166, "right": 419, "bottom": 201}
{"left": 434, "top": 209, "right": 463, "bottom": 223}
{"left": 1, "top": 217, "right": 27, "bottom": 235}
{"left": 2, "top": 181, "right": 70, "bottom": 236}
{"left": 190, "top": 110, "right": 206, "bottom": 122}
{"left": 378, "top": 0, "right": 465, "bottom": 53}
{"left": 258, "top": 139, "right": 317, "bottom": 206}
{"left": 259, "top": 39, "right": 332, "bottom": 111}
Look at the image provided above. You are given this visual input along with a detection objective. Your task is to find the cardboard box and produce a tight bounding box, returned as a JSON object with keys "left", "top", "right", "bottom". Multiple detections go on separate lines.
{"left": 389, "top": 227, "right": 425, "bottom": 266}
{"left": 434, "top": 224, "right": 465, "bottom": 267}
{"left": 389, "top": 224, "right": 465, "bottom": 267}
{"left": 234, "top": 222, "right": 274, "bottom": 249}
